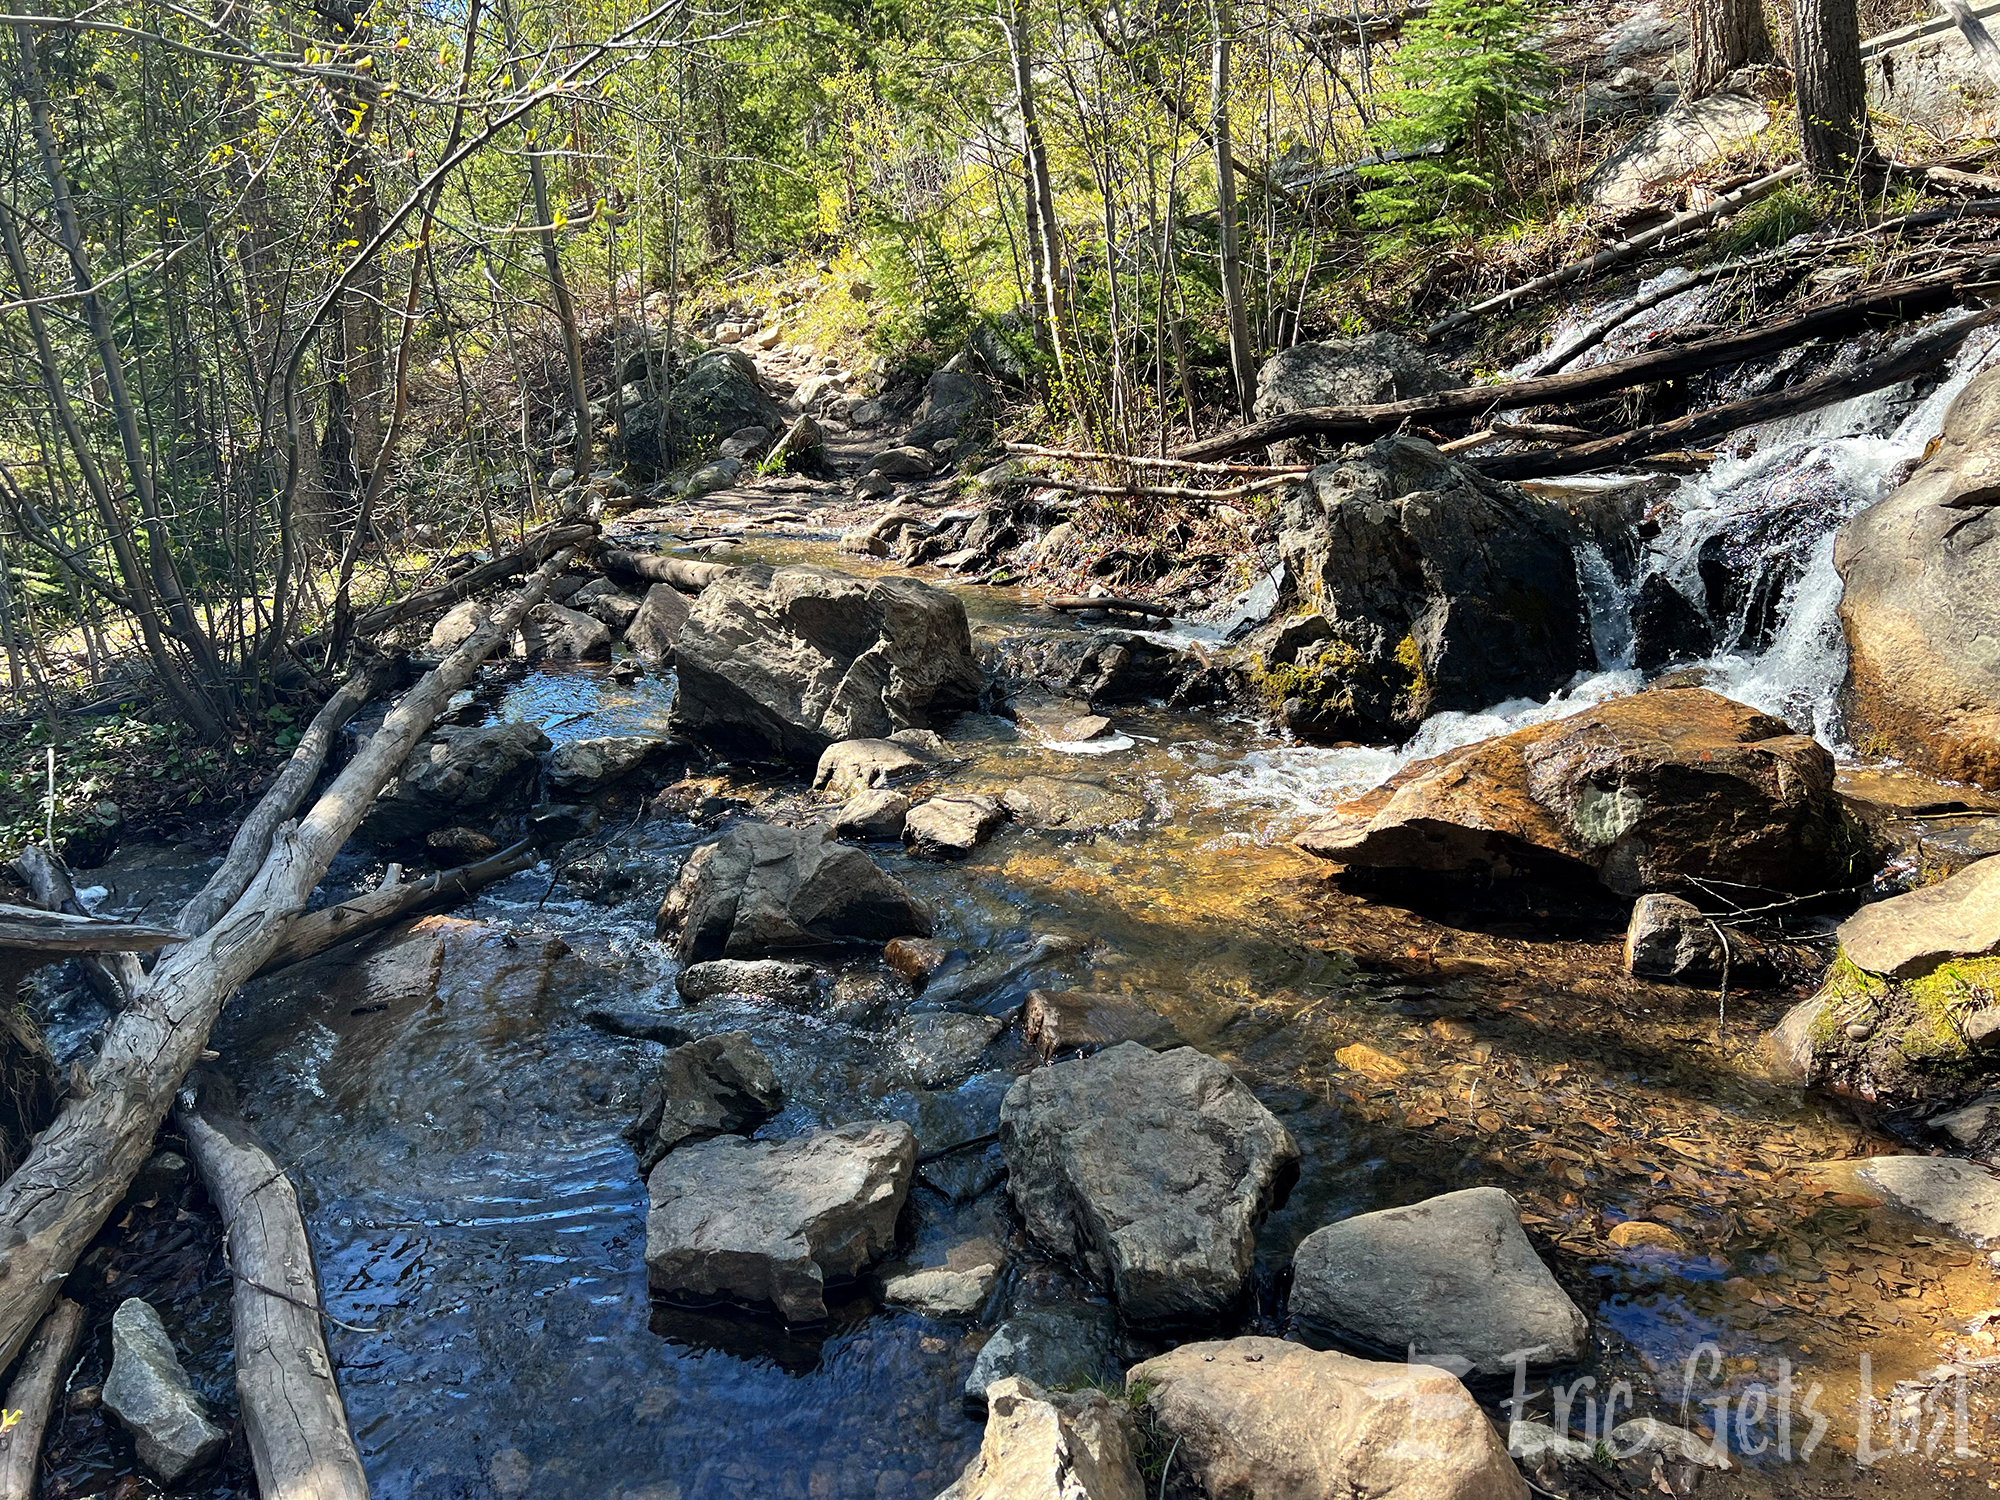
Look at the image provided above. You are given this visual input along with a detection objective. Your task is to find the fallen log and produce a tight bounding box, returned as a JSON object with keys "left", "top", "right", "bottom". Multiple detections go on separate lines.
{"left": 1174, "top": 257, "right": 1993, "bottom": 461}
{"left": 0, "top": 904, "right": 182, "bottom": 955}
{"left": 1001, "top": 442, "right": 1308, "bottom": 476}
{"left": 1476, "top": 309, "right": 2000, "bottom": 481}
{"left": 1937, "top": 0, "right": 2000, "bottom": 88}
{"left": 600, "top": 546, "right": 736, "bottom": 594}
{"left": 1045, "top": 596, "right": 1174, "bottom": 620}
{"left": 176, "top": 1075, "right": 368, "bottom": 1500}
{"left": 349, "top": 521, "right": 596, "bottom": 639}
{"left": 9, "top": 845, "right": 144, "bottom": 1006}
{"left": 1024, "top": 473, "right": 1303, "bottom": 503}
{"left": 0, "top": 546, "right": 573, "bottom": 1374}
{"left": 0, "top": 1297, "right": 84, "bottom": 1500}
{"left": 255, "top": 838, "right": 537, "bottom": 976}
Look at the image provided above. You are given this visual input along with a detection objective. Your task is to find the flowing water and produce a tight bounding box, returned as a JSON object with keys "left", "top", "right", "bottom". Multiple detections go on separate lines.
{"left": 40, "top": 326, "right": 2000, "bottom": 1499}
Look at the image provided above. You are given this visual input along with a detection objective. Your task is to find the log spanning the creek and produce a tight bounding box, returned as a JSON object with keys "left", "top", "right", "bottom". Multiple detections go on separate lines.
{"left": 0, "top": 546, "right": 576, "bottom": 1375}
{"left": 600, "top": 545, "right": 737, "bottom": 594}
{"left": 348, "top": 521, "right": 597, "bottom": 640}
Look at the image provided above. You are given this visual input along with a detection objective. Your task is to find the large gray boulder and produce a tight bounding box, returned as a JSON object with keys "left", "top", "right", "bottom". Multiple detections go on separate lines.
{"left": 1837, "top": 856, "right": 2000, "bottom": 979}
{"left": 656, "top": 819, "right": 932, "bottom": 962}
{"left": 1259, "top": 437, "right": 1590, "bottom": 741}
{"left": 906, "top": 367, "right": 992, "bottom": 450}
{"left": 617, "top": 347, "right": 788, "bottom": 477}
{"left": 102, "top": 1298, "right": 227, "bottom": 1482}
{"left": 1838, "top": 368, "right": 2000, "bottom": 789}
{"left": 999, "top": 1043, "right": 1299, "bottom": 1324}
{"left": 625, "top": 583, "right": 691, "bottom": 669}
{"left": 1129, "top": 1337, "right": 1526, "bottom": 1500}
{"left": 672, "top": 565, "right": 983, "bottom": 768}
{"left": 937, "top": 1377, "right": 1144, "bottom": 1500}
{"left": 1288, "top": 1186, "right": 1589, "bottom": 1374}
{"left": 544, "top": 734, "right": 687, "bottom": 798}
{"left": 644, "top": 1120, "right": 916, "bottom": 1322}
{"left": 361, "top": 720, "right": 550, "bottom": 845}
{"left": 1253, "top": 334, "right": 1463, "bottom": 463}
{"left": 624, "top": 1031, "right": 782, "bottom": 1173}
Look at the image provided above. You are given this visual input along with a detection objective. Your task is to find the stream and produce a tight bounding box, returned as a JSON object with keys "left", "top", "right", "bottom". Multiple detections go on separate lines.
{"left": 41, "top": 325, "right": 2000, "bottom": 1500}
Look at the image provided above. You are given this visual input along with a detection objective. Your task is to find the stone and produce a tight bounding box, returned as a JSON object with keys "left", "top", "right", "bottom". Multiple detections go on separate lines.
{"left": 717, "top": 426, "right": 772, "bottom": 462}
{"left": 430, "top": 598, "right": 489, "bottom": 653}
{"left": 584, "top": 591, "right": 642, "bottom": 632}
{"left": 814, "top": 738, "right": 933, "bottom": 798}
{"left": 671, "top": 565, "right": 983, "bottom": 768}
{"left": 871, "top": 445, "right": 937, "bottom": 479}
{"left": 906, "top": 368, "right": 991, "bottom": 449}
{"left": 1265, "top": 438, "right": 1589, "bottom": 739}
{"left": 645, "top": 1120, "right": 917, "bottom": 1322}
{"left": 657, "top": 820, "right": 932, "bottom": 961}
{"left": 886, "top": 936, "right": 958, "bottom": 989}
{"left": 1837, "top": 855, "right": 2000, "bottom": 978}
{"left": 1848, "top": 1156, "right": 2000, "bottom": 1244}
{"left": 833, "top": 789, "right": 910, "bottom": 841}
{"left": 1000, "top": 1043, "right": 1299, "bottom": 1323}
{"left": 769, "top": 413, "right": 827, "bottom": 473}
{"left": 1629, "top": 573, "right": 1712, "bottom": 672}
{"left": 1510, "top": 1420, "right": 1598, "bottom": 1469}
{"left": 362, "top": 721, "right": 551, "bottom": 845}
{"left": 1022, "top": 990, "right": 1182, "bottom": 1061}
{"left": 936, "top": 1377, "right": 1143, "bottom": 1500}
{"left": 427, "top": 825, "right": 498, "bottom": 861}
{"left": 1624, "top": 893, "right": 1738, "bottom": 981}
{"left": 988, "top": 628, "right": 1216, "bottom": 712}
{"left": 840, "top": 527, "right": 890, "bottom": 557}
{"left": 1606, "top": 1219, "right": 1686, "bottom": 1253}
{"left": 1607, "top": 1418, "right": 1729, "bottom": 1470}
{"left": 964, "top": 1308, "right": 1119, "bottom": 1412}
{"left": 999, "top": 777, "right": 1144, "bottom": 831}
{"left": 895, "top": 1011, "right": 1006, "bottom": 1087}
{"left": 624, "top": 1031, "right": 782, "bottom": 1174}
{"left": 625, "top": 583, "right": 692, "bottom": 669}
{"left": 617, "top": 347, "right": 788, "bottom": 477}
{"left": 881, "top": 1241, "right": 1006, "bottom": 1317}
{"left": 676, "top": 958, "right": 820, "bottom": 1007}
{"left": 521, "top": 601, "right": 613, "bottom": 663}
{"left": 680, "top": 457, "right": 743, "bottom": 500}
{"left": 1129, "top": 1337, "right": 1526, "bottom": 1500}
{"left": 1253, "top": 335, "right": 1462, "bottom": 464}
{"left": 1583, "top": 94, "right": 1771, "bottom": 210}
{"left": 544, "top": 735, "right": 687, "bottom": 798}
{"left": 905, "top": 793, "right": 1006, "bottom": 860}
{"left": 1296, "top": 687, "right": 1859, "bottom": 898}
{"left": 1215, "top": 564, "right": 1285, "bottom": 643}
{"left": 1933, "top": 1094, "right": 2000, "bottom": 1148}
{"left": 102, "top": 1299, "right": 227, "bottom": 1482}
{"left": 1289, "top": 1186, "right": 1588, "bottom": 1374}
{"left": 1058, "top": 714, "right": 1114, "bottom": 742}
{"left": 1838, "top": 369, "right": 2000, "bottom": 788}
{"left": 854, "top": 471, "right": 896, "bottom": 500}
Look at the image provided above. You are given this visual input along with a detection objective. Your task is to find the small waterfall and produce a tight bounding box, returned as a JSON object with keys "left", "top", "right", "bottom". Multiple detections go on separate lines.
{"left": 1574, "top": 541, "right": 1634, "bottom": 672}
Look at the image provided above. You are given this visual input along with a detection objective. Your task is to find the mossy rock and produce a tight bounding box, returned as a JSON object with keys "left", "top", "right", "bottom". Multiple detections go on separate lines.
{"left": 1796, "top": 949, "right": 2000, "bottom": 1109}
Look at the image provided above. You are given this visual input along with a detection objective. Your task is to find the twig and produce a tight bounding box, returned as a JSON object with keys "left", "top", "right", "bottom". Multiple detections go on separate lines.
{"left": 1027, "top": 473, "right": 1304, "bottom": 502}
{"left": 1002, "top": 442, "right": 1308, "bottom": 476}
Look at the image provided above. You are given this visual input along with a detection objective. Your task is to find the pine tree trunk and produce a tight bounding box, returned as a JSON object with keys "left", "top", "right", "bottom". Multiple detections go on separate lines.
{"left": 1690, "top": 0, "right": 1774, "bottom": 95}
{"left": 1211, "top": 0, "right": 1256, "bottom": 422}
{"left": 1792, "top": 0, "right": 1872, "bottom": 177}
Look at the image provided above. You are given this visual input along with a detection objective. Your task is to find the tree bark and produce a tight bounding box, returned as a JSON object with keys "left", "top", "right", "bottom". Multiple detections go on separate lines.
{"left": 0, "top": 550, "right": 573, "bottom": 1375}
{"left": 0, "top": 1298, "right": 84, "bottom": 1500}
{"left": 1001, "top": 0, "right": 1067, "bottom": 376}
{"left": 1212, "top": 0, "right": 1257, "bottom": 421}
{"left": 1793, "top": 0, "right": 1874, "bottom": 177}
{"left": 349, "top": 522, "right": 597, "bottom": 638}
{"left": 599, "top": 547, "right": 735, "bottom": 593}
{"left": 1691, "top": 0, "right": 1774, "bottom": 95}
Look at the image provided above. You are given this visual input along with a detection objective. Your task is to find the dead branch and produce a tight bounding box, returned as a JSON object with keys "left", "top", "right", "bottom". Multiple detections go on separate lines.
{"left": 1026, "top": 473, "right": 1304, "bottom": 502}
{"left": 1001, "top": 442, "right": 1308, "bottom": 475}
{"left": 0, "top": 904, "right": 183, "bottom": 955}
{"left": 9, "top": 845, "right": 144, "bottom": 1006}
{"left": 1045, "top": 595, "right": 1174, "bottom": 619}
{"left": 0, "top": 1298, "right": 84, "bottom": 1500}
{"left": 349, "top": 521, "right": 597, "bottom": 640}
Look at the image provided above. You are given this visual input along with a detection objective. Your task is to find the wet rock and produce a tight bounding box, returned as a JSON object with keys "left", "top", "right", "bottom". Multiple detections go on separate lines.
{"left": 362, "top": 721, "right": 551, "bottom": 845}
{"left": 1297, "top": 687, "right": 1859, "bottom": 897}
{"left": 1057, "top": 714, "right": 1114, "bottom": 742}
{"left": 645, "top": 1120, "right": 917, "bottom": 1322}
{"left": 579, "top": 1004, "right": 691, "bottom": 1045}
{"left": 521, "top": 601, "right": 612, "bottom": 663}
{"left": 1932, "top": 1094, "right": 2000, "bottom": 1149}
{"left": 1288, "top": 1186, "right": 1588, "bottom": 1374}
{"left": 964, "top": 1306, "right": 1120, "bottom": 1407}
{"left": 1022, "top": 990, "right": 1182, "bottom": 1061}
{"left": 905, "top": 794, "right": 1006, "bottom": 860}
{"left": 985, "top": 628, "right": 1218, "bottom": 712}
{"left": 1624, "top": 893, "right": 1745, "bottom": 981}
{"left": 1838, "top": 1156, "right": 2000, "bottom": 1244}
{"left": 1000, "top": 1043, "right": 1299, "bottom": 1324}
{"left": 626, "top": 583, "right": 692, "bottom": 669}
{"left": 102, "top": 1299, "right": 227, "bottom": 1482}
{"left": 585, "top": 590, "right": 642, "bottom": 631}
{"left": 1129, "top": 1337, "right": 1526, "bottom": 1500}
{"left": 833, "top": 788, "right": 910, "bottom": 841}
{"left": 881, "top": 1240, "right": 1006, "bottom": 1317}
{"left": 1214, "top": 563, "right": 1285, "bottom": 643}
{"left": 679, "top": 458, "right": 742, "bottom": 500}
{"left": 672, "top": 565, "right": 982, "bottom": 768}
{"left": 906, "top": 368, "right": 991, "bottom": 449}
{"left": 871, "top": 445, "right": 936, "bottom": 480}
{"left": 1267, "top": 437, "right": 1589, "bottom": 739}
{"left": 1253, "top": 335, "right": 1462, "bottom": 464}
{"left": 1838, "top": 855, "right": 2000, "bottom": 979}
{"left": 938, "top": 1376, "right": 1143, "bottom": 1500}
{"left": 544, "top": 735, "right": 688, "bottom": 798}
{"left": 999, "top": 777, "right": 1144, "bottom": 831}
{"left": 815, "top": 738, "right": 932, "bottom": 798}
{"left": 840, "top": 527, "right": 889, "bottom": 557}
{"left": 1608, "top": 1417, "right": 1729, "bottom": 1470}
{"left": 427, "top": 825, "right": 499, "bottom": 861}
{"left": 1605, "top": 1219, "right": 1687, "bottom": 1253}
{"left": 1838, "top": 368, "right": 2000, "bottom": 788}
{"left": 895, "top": 1011, "right": 1005, "bottom": 1087}
{"left": 1629, "top": 573, "right": 1712, "bottom": 671}
{"left": 657, "top": 820, "right": 932, "bottom": 961}
{"left": 676, "top": 958, "right": 821, "bottom": 1007}
{"left": 924, "top": 932, "right": 1086, "bottom": 1012}
{"left": 618, "top": 347, "right": 788, "bottom": 476}
{"left": 625, "top": 1031, "right": 782, "bottom": 1174}
{"left": 430, "top": 598, "right": 489, "bottom": 654}
{"left": 886, "top": 936, "right": 959, "bottom": 989}
{"left": 922, "top": 1144, "right": 1009, "bottom": 1205}
{"left": 1583, "top": 93, "right": 1771, "bottom": 210}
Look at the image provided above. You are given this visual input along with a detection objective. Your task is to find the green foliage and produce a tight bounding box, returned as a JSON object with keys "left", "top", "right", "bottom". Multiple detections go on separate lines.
{"left": 1356, "top": 0, "right": 1555, "bottom": 239}
{"left": 1714, "top": 186, "right": 1822, "bottom": 254}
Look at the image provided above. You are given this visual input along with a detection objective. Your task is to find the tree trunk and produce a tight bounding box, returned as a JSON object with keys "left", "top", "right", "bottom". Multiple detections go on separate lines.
{"left": 1001, "top": 0, "right": 1067, "bottom": 377}
{"left": 1793, "top": 0, "right": 1873, "bottom": 177}
{"left": 1211, "top": 0, "right": 1257, "bottom": 422}
{"left": 0, "top": 1298, "right": 84, "bottom": 1500}
{"left": 1690, "top": 0, "right": 1774, "bottom": 94}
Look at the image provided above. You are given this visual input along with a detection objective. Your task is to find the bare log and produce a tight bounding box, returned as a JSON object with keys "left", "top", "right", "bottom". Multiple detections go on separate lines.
{"left": 600, "top": 547, "right": 735, "bottom": 594}
{"left": 0, "top": 904, "right": 183, "bottom": 955}
{"left": 1045, "top": 596, "right": 1174, "bottom": 620}
{"left": 178, "top": 661, "right": 398, "bottom": 939}
{"left": 0, "top": 548, "right": 573, "bottom": 1373}
{"left": 1935, "top": 0, "right": 2000, "bottom": 86}
{"left": 0, "top": 1297, "right": 84, "bottom": 1500}
{"left": 1174, "top": 256, "right": 1991, "bottom": 461}
{"left": 1475, "top": 309, "right": 2000, "bottom": 480}
{"left": 9, "top": 845, "right": 142, "bottom": 1005}
{"left": 255, "top": 838, "right": 537, "bottom": 975}
{"left": 1001, "top": 443, "right": 1307, "bottom": 475}
{"left": 1023, "top": 473, "right": 1303, "bottom": 503}
{"left": 349, "top": 521, "right": 596, "bottom": 640}
{"left": 176, "top": 1076, "right": 368, "bottom": 1500}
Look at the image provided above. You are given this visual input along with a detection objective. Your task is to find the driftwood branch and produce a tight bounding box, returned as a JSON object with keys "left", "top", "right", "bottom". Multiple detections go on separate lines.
{"left": 9, "top": 845, "right": 144, "bottom": 1005}
{"left": 1175, "top": 257, "right": 1991, "bottom": 461}
{"left": 0, "top": 904, "right": 182, "bottom": 955}
{"left": 0, "top": 548, "right": 573, "bottom": 1375}
{"left": 0, "top": 1297, "right": 84, "bottom": 1500}
{"left": 1045, "top": 595, "right": 1174, "bottom": 620}
{"left": 255, "top": 838, "right": 538, "bottom": 976}
{"left": 349, "top": 521, "right": 596, "bottom": 639}
{"left": 600, "top": 547, "right": 735, "bottom": 594}
{"left": 177, "top": 1074, "right": 368, "bottom": 1500}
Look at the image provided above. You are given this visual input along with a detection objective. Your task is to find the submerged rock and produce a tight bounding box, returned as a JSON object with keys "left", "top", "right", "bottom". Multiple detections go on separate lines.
{"left": 1129, "top": 1337, "right": 1526, "bottom": 1500}
{"left": 904, "top": 793, "right": 1006, "bottom": 860}
{"left": 671, "top": 565, "right": 982, "bottom": 768}
{"left": 657, "top": 820, "right": 932, "bottom": 961}
{"left": 1288, "top": 1186, "right": 1588, "bottom": 1375}
{"left": 895, "top": 1011, "right": 1006, "bottom": 1087}
{"left": 103, "top": 1299, "right": 227, "bottom": 1483}
{"left": 999, "top": 777, "right": 1145, "bottom": 830}
{"left": 963, "top": 1306, "right": 1120, "bottom": 1408}
{"left": 624, "top": 1031, "right": 782, "bottom": 1174}
{"left": 644, "top": 1120, "right": 916, "bottom": 1322}
{"left": 1022, "top": 990, "right": 1182, "bottom": 1060}
{"left": 937, "top": 1376, "right": 1143, "bottom": 1500}
{"left": 1297, "top": 687, "right": 1860, "bottom": 897}
{"left": 999, "top": 1043, "right": 1299, "bottom": 1324}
